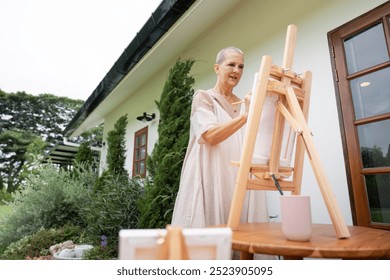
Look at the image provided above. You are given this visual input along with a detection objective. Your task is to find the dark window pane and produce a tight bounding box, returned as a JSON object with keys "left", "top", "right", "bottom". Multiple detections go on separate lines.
{"left": 358, "top": 119, "right": 390, "bottom": 168}
{"left": 350, "top": 67, "right": 390, "bottom": 119}
{"left": 344, "top": 23, "right": 388, "bottom": 74}
{"left": 136, "top": 135, "right": 141, "bottom": 147}
{"left": 365, "top": 174, "right": 390, "bottom": 224}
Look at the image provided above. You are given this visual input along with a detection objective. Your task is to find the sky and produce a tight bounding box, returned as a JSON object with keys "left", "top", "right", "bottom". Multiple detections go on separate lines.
{"left": 0, "top": 0, "right": 162, "bottom": 101}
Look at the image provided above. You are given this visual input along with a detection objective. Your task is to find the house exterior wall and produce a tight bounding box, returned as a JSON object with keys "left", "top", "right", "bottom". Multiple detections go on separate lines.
{"left": 99, "top": 0, "right": 387, "bottom": 225}
{"left": 98, "top": 74, "right": 164, "bottom": 174}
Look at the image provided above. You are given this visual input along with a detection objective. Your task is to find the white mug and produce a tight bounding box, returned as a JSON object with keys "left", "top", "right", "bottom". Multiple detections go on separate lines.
{"left": 280, "top": 195, "right": 312, "bottom": 241}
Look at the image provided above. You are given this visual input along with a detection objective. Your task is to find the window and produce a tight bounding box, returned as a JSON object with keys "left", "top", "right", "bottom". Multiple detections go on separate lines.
{"left": 329, "top": 2, "right": 390, "bottom": 229}
{"left": 133, "top": 127, "right": 148, "bottom": 177}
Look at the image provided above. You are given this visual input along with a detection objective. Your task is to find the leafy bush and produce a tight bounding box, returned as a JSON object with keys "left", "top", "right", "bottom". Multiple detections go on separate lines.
{"left": 74, "top": 142, "right": 95, "bottom": 165}
{"left": 82, "top": 235, "right": 116, "bottom": 260}
{"left": 76, "top": 114, "right": 142, "bottom": 259}
{"left": 81, "top": 174, "right": 142, "bottom": 257}
{"left": 0, "top": 190, "right": 13, "bottom": 205}
{"left": 0, "top": 163, "right": 97, "bottom": 250}
{"left": 0, "top": 224, "right": 86, "bottom": 260}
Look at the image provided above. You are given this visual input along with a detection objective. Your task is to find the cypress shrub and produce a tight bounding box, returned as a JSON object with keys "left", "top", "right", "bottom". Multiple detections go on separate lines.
{"left": 94, "top": 114, "right": 129, "bottom": 193}
{"left": 139, "top": 59, "right": 195, "bottom": 228}
{"left": 74, "top": 142, "right": 94, "bottom": 165}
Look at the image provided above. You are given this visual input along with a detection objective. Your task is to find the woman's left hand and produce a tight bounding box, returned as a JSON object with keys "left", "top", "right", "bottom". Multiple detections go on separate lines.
{"left": 243, "top": 91, "right": 251, "bottom": 114}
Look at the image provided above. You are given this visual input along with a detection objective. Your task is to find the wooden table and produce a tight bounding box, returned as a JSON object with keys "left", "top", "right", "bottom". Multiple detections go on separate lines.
{"left": 223, "top": 222, "right": 390, "bottom": 259}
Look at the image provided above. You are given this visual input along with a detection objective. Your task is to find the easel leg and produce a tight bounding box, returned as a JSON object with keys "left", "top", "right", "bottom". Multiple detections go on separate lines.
{"left": 285, "top": 87, "right": 350, "bottom": 238}
{"left": 228, "top": 55, "right": 273, "bottom": 229}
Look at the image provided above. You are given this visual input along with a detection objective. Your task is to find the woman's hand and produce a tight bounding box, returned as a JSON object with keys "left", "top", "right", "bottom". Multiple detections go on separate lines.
{"left": 201, "top": 91, "right": 251, "bottom": 145}
{"left": 243, "top": 91, "right": 251, "bottom": 114}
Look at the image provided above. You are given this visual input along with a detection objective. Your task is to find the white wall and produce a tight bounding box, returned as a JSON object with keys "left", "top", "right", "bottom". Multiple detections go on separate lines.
{"left": 101, "top": 0, "right": 387, "bottom": 225}
{"left": 99, "top": 72, "right": 164, "bottom": 176}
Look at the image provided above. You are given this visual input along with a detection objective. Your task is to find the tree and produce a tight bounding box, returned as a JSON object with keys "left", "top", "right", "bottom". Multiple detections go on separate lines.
{"left": 18, "top": 135, "right": 47, "bottom": 187}
{"left": 0, "top": 129, "right": 43, "bottom": 192}
{"left": 0, "top": 176, "right": 4, "bottom": 191}
{"left": 0, "top": 90, "right": 87, "bottom": 192}
{"left": 94, "top": 114, "right": 129, "bottom": 193}
{"left": 105, "top": 114, "right": 128, "bottom": 179}
{"left": 74, "top": 142, "right": 94, "bottom": 166}
{"left": 139, "top": 59, "right": 195, "bottom": 228}
{"left": 0, "top": 90, "right": 83, "bottom": 145}
{"left": 78, "top": 124, "right": 104, "bottom": 148}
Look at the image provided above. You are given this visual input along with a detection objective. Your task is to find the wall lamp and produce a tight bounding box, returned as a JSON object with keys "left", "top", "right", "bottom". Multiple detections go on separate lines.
{"left": 136, "top": 112, "right": 156, "bottom": 122}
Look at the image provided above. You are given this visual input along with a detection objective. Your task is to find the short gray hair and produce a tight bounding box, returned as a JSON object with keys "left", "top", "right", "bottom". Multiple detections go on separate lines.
{"left": 215, "top": 47, "right": 243, "bottom": 64}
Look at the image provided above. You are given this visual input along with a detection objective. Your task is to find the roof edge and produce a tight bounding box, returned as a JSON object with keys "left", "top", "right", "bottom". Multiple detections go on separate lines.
{"left": 64, "top": 0, "right": 197, "bottom": 137}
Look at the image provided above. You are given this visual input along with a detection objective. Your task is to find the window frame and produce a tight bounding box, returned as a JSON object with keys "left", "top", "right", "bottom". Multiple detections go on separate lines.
{"left": 328, "top": 1, "right": 390, "bottom": 229}
{"left": 132, "top": 126, "right": 148, "bottom": 178}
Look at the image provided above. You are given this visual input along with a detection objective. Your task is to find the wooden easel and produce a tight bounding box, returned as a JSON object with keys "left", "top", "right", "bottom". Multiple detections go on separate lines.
{"left": 158, "top": 225, "right": 189, "bottom": 260}
{"left": 228, "top": 24, "right": 350, "bottom": 239}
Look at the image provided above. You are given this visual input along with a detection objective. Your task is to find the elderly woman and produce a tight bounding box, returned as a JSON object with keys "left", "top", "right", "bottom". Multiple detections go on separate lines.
{"left": 171, "top": 47, "right": 269, "bottom": 228}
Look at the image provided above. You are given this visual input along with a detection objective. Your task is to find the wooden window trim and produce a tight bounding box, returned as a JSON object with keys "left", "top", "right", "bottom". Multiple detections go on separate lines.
{"left": 132, "top": 126, "right": 148, "bottom": 178}
{"left": 328, "top": 1, "right": 390, "bottom": 229}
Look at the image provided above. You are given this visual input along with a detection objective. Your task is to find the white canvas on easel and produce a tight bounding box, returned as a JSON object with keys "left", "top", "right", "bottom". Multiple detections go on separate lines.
{"left": 236, "top": 73, "right": 297, "bottom": 174}
{"left": 252, "top": 84, "right": 296, "bottom": 169}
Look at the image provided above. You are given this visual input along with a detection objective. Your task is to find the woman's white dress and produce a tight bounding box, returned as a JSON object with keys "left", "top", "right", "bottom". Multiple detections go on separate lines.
{"left": 171, "top": 89, "right": 269, "bottom": 228}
